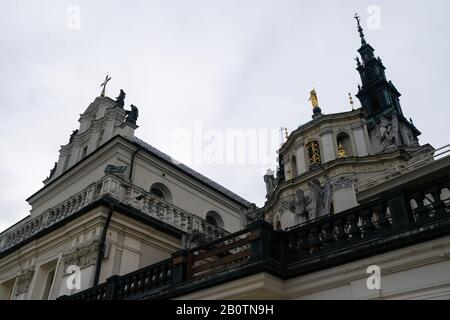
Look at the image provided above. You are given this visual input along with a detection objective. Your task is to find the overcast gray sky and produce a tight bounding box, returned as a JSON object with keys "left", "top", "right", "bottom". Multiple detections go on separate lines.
{"left": 1, "top": 0, "right": 449, "bottom": 232}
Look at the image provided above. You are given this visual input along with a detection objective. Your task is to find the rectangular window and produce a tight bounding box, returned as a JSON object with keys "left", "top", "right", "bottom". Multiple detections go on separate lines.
{"left": 42, "top": 268, "right": 56, "bottom": 300}
{"left": 30, "top": 259, "right": 59, "bottom": 300}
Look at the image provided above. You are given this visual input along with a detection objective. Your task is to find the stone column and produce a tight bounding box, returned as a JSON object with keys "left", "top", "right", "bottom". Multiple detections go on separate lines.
{"left": 320, "top": 130, "right": 336, "bottom": 163}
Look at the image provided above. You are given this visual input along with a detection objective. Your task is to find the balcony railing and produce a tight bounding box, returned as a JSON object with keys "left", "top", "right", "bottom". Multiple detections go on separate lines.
{"left": 60, "top": 168, "right": 450, "bottom": 300}
{"left": 0, "top": 174, "right": 228, "bottom": 253}
{"left": 63, "top": 258, "right": 173, "bottom": 300}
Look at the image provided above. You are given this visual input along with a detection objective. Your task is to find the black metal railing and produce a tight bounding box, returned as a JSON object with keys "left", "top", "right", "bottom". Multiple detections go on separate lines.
{"left": 60, "top": 258, "right": 173, "bottom": 300}
{"left": 61, "top": 172, "right": 450, "bottom": 300}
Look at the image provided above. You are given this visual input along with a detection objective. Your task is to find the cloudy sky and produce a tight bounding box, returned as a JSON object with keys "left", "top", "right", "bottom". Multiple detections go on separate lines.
{"left": 1, "top": 0, "right": 449, "bottom": 232}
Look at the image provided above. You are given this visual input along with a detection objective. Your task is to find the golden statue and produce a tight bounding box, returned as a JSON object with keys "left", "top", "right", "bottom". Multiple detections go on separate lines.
{"left": 286, "top": 170, "right": 292, "bottom": 180}
{"left": 307, "top": 141, "right": 321, "bottom": 166}
{"left": 309, "top": 88, "right": 319, "bottom": 108}
{"left": 338, "top": 143, "right": 347, "bottom": 159}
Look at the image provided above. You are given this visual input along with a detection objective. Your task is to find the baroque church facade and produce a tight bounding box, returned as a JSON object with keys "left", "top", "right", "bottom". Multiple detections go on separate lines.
{"left": 1, "top": 17, "right": 450, "bottom": 300}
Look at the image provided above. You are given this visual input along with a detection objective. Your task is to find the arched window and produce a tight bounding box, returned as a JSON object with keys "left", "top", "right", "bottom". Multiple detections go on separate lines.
{"left": 306, "top": 141, "right": 321, "bottom": 168}
{"left": 149, "top": 183, "right": 173, "bottom": 203}
{"left": 205, "top": 210, "right": 224, "bottom": 228}
{"left": 337, "top": 133, "right": 353, "bottom": 158}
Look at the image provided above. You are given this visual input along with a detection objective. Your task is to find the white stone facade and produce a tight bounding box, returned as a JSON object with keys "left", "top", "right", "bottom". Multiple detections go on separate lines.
{"left": 0, "top": 94, "right": 250, "bottom": 300}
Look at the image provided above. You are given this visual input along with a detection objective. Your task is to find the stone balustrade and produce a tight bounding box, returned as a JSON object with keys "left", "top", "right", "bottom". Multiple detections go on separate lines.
{"left": 0, "top": 183, "right": 97, "bottom": 253}
{"left": 99, "top": 174, "right": 229, "bottom": 242}
{"left": 0, "top": 174, "right": 228, "bottom": 253}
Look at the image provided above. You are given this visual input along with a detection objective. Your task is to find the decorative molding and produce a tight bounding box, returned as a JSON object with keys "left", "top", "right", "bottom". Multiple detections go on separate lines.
{"left": 332, "top": 176, "right": 356, "bottom": 191}
{"left": 15, "top": 268, "right": 35, "bottom": 295}
{"left": 62, "top": 238, "right": 100, "bottom": 273}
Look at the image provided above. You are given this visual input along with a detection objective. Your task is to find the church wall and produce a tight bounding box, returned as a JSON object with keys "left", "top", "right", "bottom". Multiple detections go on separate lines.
{"left": 263, "top": 152, "right": 413, "bottom": 230}
{"left": 132, "top": 156, "right": 243, "bottom": 233}
{"left": 319, "top": 131, "right": 336, "bottom": 163}
{"left": 281, "top": 113, "right": 370, "bottom": 182}
{"left": 29, "top": 144, "right": 131, "bottom": 217}
{"left": 29, "top": 136, "right": 245, "bottom": 233}
{"left": 333, "top": 186, "right": 357, "bottom": 213}
{"left": 0, "top": 206, "right": 180, "bottom": 300}
{"left": 352, "top": 126, "right": 369, "bottom": 156}
{"left": 294, "top": 144, "right": 307, "bottom": 176}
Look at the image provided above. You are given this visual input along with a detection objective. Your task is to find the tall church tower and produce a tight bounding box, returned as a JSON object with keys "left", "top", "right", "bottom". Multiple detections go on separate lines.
{"left": 353, "top": 14, "right": 421, "bottom": 153}
{"left": 255, "top": 15, "right": 434, "bottom": 231}
{"left": 43, "top": 85, "right": 139, "bottom": 184}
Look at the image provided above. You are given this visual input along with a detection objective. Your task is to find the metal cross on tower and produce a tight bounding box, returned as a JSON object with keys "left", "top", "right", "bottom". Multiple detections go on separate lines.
{"left": 100, "top": 74, "right": 112, "bottom": 97}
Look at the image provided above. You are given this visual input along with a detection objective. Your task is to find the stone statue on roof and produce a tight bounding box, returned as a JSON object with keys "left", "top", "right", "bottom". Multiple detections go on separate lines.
{"left": 309, "top": 88, "right": 319, "bottom": 108}
{"left": 125, "top": 104, "right": 139, "bottom": 124}
{"left": 69, "top": 129, "right": 79, "bottom": 143}
{"left": 115, "top": 89, "right": 126, "bottom": 108}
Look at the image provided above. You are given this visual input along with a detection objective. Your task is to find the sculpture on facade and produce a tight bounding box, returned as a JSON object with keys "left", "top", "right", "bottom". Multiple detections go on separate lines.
{"left": 288, "top": 189, "right": 308, "bottom": 224}
{"left": 322, "top": 175, "right": 333, "bottom": 216}
{"left": 306, "top": 179, "right": 325, "bottom": 220}
{"left": 125, "top": 104, "right": 139, "bottom": 124}
{"left": 378, "top": 116, "right": 393, "bottom": 146}
{"left": 69, "top": 129, "right": 79, "bottom": 143}
{"left": 264, "top": 169, "right": 275, "bottom": 198}
{"left": 390, "top": 114, "right": 401, "bottom": 146}
{"left": 181, "top": 229, "right": 207, "bottom": 249}
{"left": 287, "top": 176, "right": 334, "bottom": 223}
{"left": 240, "top": 204, "right": 264, "bottom": 228}
{"left": 374, "top": 115, "right": 402, "bottom": 150}
{"left": 115, "top": 89, "right": 126, "bottom": 108}
{"left": 48, "top": 162, "right": 57, "bottom": 179}
{"left": 15, "top": 268, "right": 35, "bottom": 296}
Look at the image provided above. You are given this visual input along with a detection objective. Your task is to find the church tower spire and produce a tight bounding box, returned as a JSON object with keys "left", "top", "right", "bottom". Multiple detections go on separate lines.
{"left": 352, "top": 14, "right": 421, "bottom": 151}
{"left": 353, "top": 13, "right": 403, "bottom": 119}
{"left": 354, "top": 13, "right": 367, "bottom": 45}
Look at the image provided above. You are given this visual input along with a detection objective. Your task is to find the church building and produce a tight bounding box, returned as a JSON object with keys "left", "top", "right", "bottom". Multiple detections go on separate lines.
{"left": 1, "top": 16, "right": 449, "bottom": 300}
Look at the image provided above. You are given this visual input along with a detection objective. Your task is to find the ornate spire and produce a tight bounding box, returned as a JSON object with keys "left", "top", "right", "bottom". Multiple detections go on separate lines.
{"left": 348, "top": 93, "right": 355, "bottom": 110}
{"left": 354, "top": 13, "right": 366, "bottom": 45}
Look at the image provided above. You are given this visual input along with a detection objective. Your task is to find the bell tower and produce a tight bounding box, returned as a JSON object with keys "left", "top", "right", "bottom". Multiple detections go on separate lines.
{"left": 353, "top": 14, "right": 421, "bottom": 152}
{"left": 354, "top": 14, "right": 403, "bottom": 118}
{"left": 44, "top": 78, "right": 140, "bottom": 184}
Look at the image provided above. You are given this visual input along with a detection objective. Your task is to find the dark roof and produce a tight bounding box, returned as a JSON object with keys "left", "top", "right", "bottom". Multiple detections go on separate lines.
{"left": 132, "top": 137, "right": 252, "bottom": 208}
